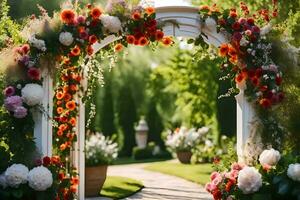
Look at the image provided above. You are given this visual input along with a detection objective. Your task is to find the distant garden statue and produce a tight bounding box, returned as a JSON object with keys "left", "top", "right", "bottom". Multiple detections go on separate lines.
{"left": 0, "top": 0, "right": 299, "bottom": 200}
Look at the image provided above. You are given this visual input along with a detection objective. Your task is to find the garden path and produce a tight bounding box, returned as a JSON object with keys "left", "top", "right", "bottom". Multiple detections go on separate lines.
{"left": 86, "top": 162, "right": 212, "bottom": 200}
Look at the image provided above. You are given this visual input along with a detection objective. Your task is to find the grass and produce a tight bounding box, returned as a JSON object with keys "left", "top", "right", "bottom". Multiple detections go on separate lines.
{"left": 100, "top": 176, "right": 144, "bottom": 199}
{"left": 144, "top": 160, "right": 212, "bottom": 185}
{"left": 113, "top": 157, "right": 171, "bottom": 165}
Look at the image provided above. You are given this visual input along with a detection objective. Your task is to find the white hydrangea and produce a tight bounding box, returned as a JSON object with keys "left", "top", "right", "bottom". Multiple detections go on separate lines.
{"left": 0, "top": 173, "right": 7, "bottom": 189}
{"left": 237, "top": 166, "right": 262, "bottom": 194}
{"left": 29, "top": 35, "right": 46, "bottom": 52}
{"left": 21, "top": 83, "right": 44, "bottom": 106}
{"left": 5, "top": 164, "right": 29, "bottom": 188}
{"left": 259, "top": 148, "right": 281, "bottom": 166}
{"left": 260, "top": 23, "right": 272, "bottom": 36}
{"left": 100, "top": 15, "right": 122, "bottom": 33}
{"left": 59, "top": 32, "right": 74, "bottom": 46}
{"left": 287, "top": 163, "right": 300, "bottom": 182}
{"left": 28, "top": 166, "right": 53, "bottom": 191}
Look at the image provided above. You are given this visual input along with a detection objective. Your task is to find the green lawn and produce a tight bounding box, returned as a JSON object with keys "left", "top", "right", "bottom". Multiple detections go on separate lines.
{"left": 100, "top": 176, "right": 144, "bottom": 199}
{"left": 144, "top": 161, "right": 212, "bottom": 185}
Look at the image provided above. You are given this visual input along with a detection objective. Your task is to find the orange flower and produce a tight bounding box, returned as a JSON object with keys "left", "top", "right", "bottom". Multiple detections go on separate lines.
{"left": 71, "top": 45, "right": 81, "bottom": 57}
{"left": 69, "top": 117, "right": 77, "bottom": 126}
{"left": 61, "top": 74, "right": 69, "bottom": 81}
{"left": 228, "top": 46, "right": 237, "bottom": 57}
{"left": 161, "top": 36, "right": 173, "bottom": 46}
{"left": 90, "top": 7, "right": 102, "bottom": 19}
{"left": 199, "top": 5, "right": 210, "bottom": 11}
{"left": 235, "top": 73, "right": 246, "bottom": 83}
{"left": 131, "top": 11, "right": 141, "bottom": 20}
{"left": 219, "top": 44, "right": 229, "bottom": 57}
{"left": 89, "top": 35, "right": 98, "bottom": 44}
{"left": 63, "top": 57, "right": 71, "bottom": 65}
{"left": 70, "top": 185, "right": 77, "bottom": 193}
{"left": 155, "top": 30, "right": 164, "bottom": 41}
{"left": 72, "top": 73, "right": 81, "bottom": 82}
{"left": 71, "top": 177, "right": 79, "bottom": 185}
{"left": 57, "top": 107, "right": 64, "bottom": 114}
{"left": 60, "top": 143, "right": 67, "bottom": 151}
{"left": 138, "top": 37, "right": 149, "bottom": 46}
{"left": 70, "top": 84, "right": 78, "bottom": 91}
{"left": 66, "top": 101, "right": 76, "bottom": 111}
{"left": 59, "top": 124, "right": 68, "bottom": 131}
{"left": 145, "top": 7, "right": 155, "bottom": 15}
{"left": 86, "top": 45, "right": 94, "bottom": 56}
{"left": 126, "top": 35, "right": 135, "bottom": 44}
{"left": 64, "top": 93, "right": 72, "bottom": 102}
{"left": 63, "top": 86, "right": 69, "bottom": 93}
{"left": 229, "top": 55, "right": 238, "bottom": 64}
{"left": 56, "top": 91, "right": 64, "bottom": 100}
{"left": 67, "top": 133, "right": 75, "bottom": 141}
{"left": 57, "top": 130, "right": 64, "bottom": 137}
{"left": 114, "top": 43, "right": 123, "bottom": 52}
{"left": 61, "top": 9, "right": 75, "bottom": 24}
{"left": 57, "top": 100, "right": 62, "bottom": 106}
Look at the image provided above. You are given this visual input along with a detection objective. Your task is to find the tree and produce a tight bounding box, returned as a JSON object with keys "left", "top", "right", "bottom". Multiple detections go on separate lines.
{"left": 117, "top": 85, "right": 137, "bottom": 156}
{"left": 146, "top": 99, "right": 164, "bottom": 148}
{"left": 99, "top": 74, "right": 116, "bottom": 137}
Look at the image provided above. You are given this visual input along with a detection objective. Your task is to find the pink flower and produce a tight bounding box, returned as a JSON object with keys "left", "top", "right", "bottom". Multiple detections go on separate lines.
{"left": 252, "top": 26, "right": 260, "bottom": 33}
{"left": 238, "top": 17, "right": 247, "bottom": 24}
{"left": 18, "top": 55, "right": 30, "bottom": 67}
{"left": 4, "top": 95, "right": 23, "bottom": 112}
{"left": 77, "top": 15, "right": 86, "bottom": 24}
{"left": 210, "top": 171, "right": 221, "bottom": 181}
{"left": 245, "top": 30, "right": 252, "bottom": 36}
{"left": 3, "top": 86, "right": 15, "bottom": 97}
{"left": 233, "top": 32, "right": 242, "bottom": 41}
{"left": 205, "top": 183, "right": 217, "bottom": 193}
{"left": 28, "top": 67, "right": 41, "bottom": 80}
{"left": 262, "top": 164, "right": 272, "bottom": 172}
{"left": 231, "top": 162, "right": 245, "bottom": 171}
{"left": 14, "top": 106, "right": 27, "bottom": 118}
{"left": 79, "top": 31, "right": 89, "bottom": 40}
{"left": 212, "top": 175, "right": 222, "bottom": 186}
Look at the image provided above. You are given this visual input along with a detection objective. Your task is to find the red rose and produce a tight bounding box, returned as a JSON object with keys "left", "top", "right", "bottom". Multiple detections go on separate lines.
{"left": 255, "top": 68, "right": 263, "bottom": 77}
{"left": 28, "top": 67, "right": 41, "bottom": 80}
{"left": 275, "top": 76, "right": 282, "bottom": 85}
{"left": 259, "top": 98, "right": 272, "bottom": 108}
{"left": 247, "top": 18, "right": 255, "bottom": 25}
{"left": 232, "top": 22, "right": 241, "bottom": 31}
{"left": 43, "top": 156, "right": 51, "bottom": 166}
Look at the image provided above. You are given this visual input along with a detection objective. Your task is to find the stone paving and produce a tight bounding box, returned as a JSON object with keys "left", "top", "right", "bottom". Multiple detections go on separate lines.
{"left": 86, "top": 163, "right": 212, "bottom": 200}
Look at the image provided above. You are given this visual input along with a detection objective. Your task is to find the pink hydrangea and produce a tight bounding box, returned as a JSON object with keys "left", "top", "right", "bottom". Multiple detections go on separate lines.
{"left": 13, "top": 106, "right": 28, "bottom": 118}
{"left": 3, "top": 86, "right": 15, "bottom": 97}
{"left": 4, "top": 96, "right": 23, "bottom": 112}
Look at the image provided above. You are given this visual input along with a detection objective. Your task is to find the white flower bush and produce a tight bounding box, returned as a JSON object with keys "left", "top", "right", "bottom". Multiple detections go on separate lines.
{"left": 21, "top": 83, "right": 44, "bottom": 106}
{"left": 100, "top": 15, "right": 122, "bottom": 33}
{"left": 259, "top": 148, "right": 281, "bottom": 166}
{"left": 59, "top": 32, "right": 74, "bottom": 46}
{"left": 237, "top": 166, "right": 262, "bottom": 194}
{"left": 5, "top": 164, "right": 29, "bottom": 188}
{"left": 165, "top": 127, "right": 209, "bottom": 152}
{"left": 28, "top": 166, "right": 53, "bottom": 191}
{"left": 29, "top": 35, "right": 46, "bottom": 51}
{"left": 287, "top": 163, "right": 300, "bottom": 182}
{"left": 85, "top": 133, "right": 118, "bottom": 166}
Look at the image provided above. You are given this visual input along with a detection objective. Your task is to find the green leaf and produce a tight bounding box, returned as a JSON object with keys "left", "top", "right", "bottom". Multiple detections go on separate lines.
{"left": 278, "top": 181, "right": 290, "bottom": 195}
{"left": 252, "top": 193, "right": 272, "bottom": 200}
{"left": 187, "top": 39, "right": 194, "bottom": 44}
{"left": 11, "top": 189, "right": 23, "bottom": 198}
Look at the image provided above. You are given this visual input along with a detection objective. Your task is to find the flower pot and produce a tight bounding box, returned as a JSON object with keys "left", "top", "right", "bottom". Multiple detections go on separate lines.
{"left": 85, "top": 165, "right": 108, "bottom": 197}
{"left": 176, "top": 151, "right": 193, "bottom": 164}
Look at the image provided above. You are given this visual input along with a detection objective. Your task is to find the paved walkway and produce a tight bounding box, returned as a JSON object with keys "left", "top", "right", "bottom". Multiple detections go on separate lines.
{"left": 86, "top": 162, "right": 211, "bottom": 200}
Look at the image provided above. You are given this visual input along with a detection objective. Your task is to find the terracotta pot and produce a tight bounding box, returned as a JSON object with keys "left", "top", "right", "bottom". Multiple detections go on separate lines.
{"left": 85, "top": 165, "right": 108, "bottom": 197}
{"left": 176, "top": 151, "right": 193, "bottom": 164}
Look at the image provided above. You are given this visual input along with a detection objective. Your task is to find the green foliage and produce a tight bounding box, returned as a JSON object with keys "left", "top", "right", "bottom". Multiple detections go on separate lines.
{"left": 0, "top": 0, "right": 21, "bottom": 49}
{"left": 132, "top": 146, "right": 153, "bottom": 160}
{"left": 117, "top": 85, "right": 137, "bottom": 156}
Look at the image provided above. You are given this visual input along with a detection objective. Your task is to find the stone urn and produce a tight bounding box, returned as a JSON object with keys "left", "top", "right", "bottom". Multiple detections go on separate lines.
{"left": 85, "top": 165, "right": 108, "bottom": 197}
{"left": 176, "top": 151, "right": 193, "bottom": 164}
{"left": 135, "top": 118, "right": 149, "bottom": 149}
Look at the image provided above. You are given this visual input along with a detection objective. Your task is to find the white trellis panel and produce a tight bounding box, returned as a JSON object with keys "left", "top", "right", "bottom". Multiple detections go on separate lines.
{"left": 33, "top": 69, "right": 53, "bottom": 157}
{"left": 235, "top": 88, "right": 256, "bottom": 162}
{"left": 156, "top": 6, "right": 201, "bottom": 38}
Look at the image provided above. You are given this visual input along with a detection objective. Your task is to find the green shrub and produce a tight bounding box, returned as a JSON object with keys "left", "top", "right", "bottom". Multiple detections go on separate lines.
{"left": 132, "top": 146, "right": 153, "bottom": 160}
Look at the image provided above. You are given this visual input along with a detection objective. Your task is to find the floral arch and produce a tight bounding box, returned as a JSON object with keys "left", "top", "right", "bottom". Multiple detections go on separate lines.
{"left": 0, "top": 1, "right": 292, "bottom": 200}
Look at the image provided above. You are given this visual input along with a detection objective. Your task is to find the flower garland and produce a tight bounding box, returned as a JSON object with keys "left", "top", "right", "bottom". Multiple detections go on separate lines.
{"left": 197, "top": 1, "right": 283, "bottom": 109}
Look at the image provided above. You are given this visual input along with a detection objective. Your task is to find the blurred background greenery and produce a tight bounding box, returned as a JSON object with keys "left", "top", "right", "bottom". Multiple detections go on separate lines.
{"left": 0, "top": 0, "right": 299, "bottom": 159}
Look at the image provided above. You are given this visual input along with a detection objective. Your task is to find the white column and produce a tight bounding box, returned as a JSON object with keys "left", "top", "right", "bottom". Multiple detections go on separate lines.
{"left": 235, "top": 87, "right": 256, "bottom": 162}
{"left": 33, "top": 69, "right": 53, "bottom": 157}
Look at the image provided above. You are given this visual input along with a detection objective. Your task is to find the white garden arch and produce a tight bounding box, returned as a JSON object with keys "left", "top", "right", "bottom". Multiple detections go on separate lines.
{"left": 34, "top": 5, "right": 256, "bottom": 199}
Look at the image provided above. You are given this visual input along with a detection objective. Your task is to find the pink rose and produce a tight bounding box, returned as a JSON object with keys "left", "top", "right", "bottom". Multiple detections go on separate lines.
{"left": 205, "top": 183, "right": 217, "bottom": 193}
{"left": 3, "top": 86, "right": 15, "bottom": 97}
{"left": 231, "top": 162, "right": 245, "bottom": 171}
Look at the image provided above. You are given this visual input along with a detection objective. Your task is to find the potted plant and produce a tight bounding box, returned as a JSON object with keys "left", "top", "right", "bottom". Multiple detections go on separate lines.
{"left": 85, "top": 133, "right": 118, "bottom": 197}
{"left": 165, "top": 127, "right": 209, "bottom": 164}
